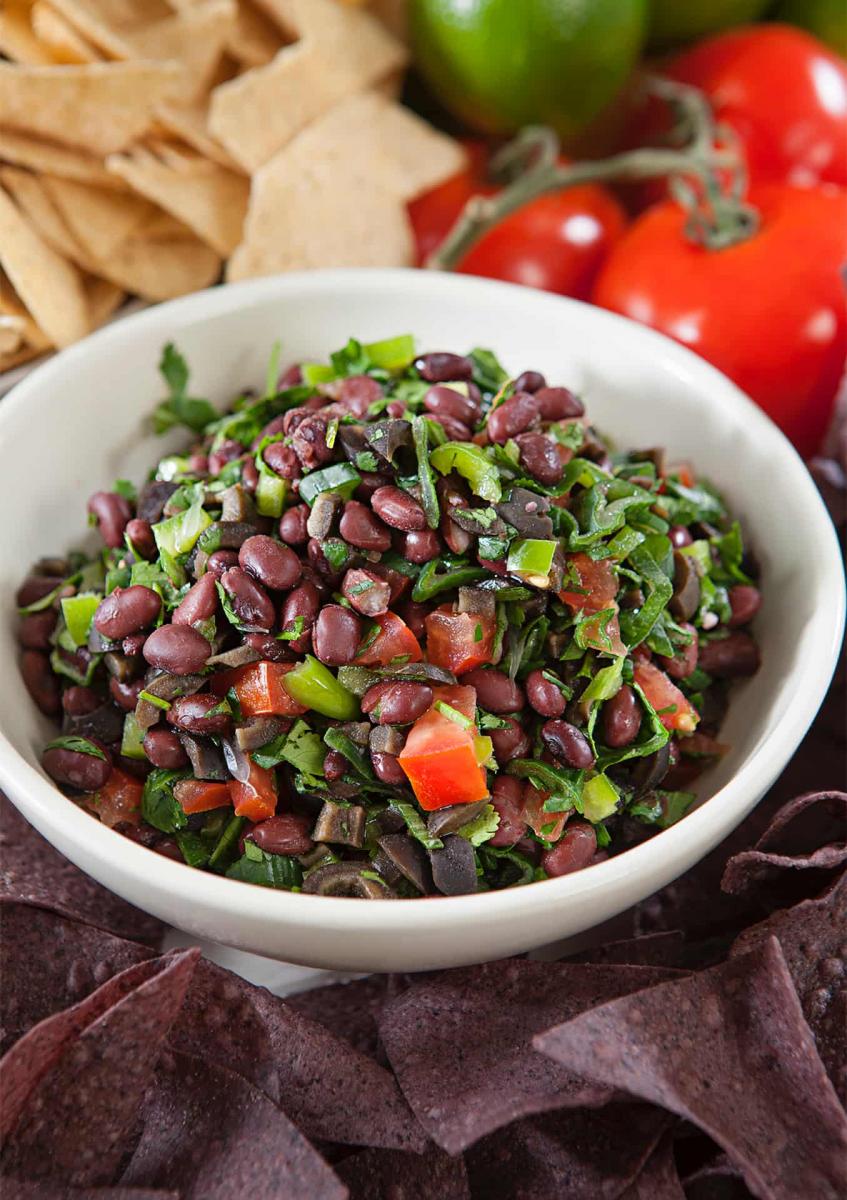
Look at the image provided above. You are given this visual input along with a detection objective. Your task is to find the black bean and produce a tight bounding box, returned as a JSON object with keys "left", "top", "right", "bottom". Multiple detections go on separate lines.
{"left": 514, "top": 370, "right": 546, "bottom": 394}
{"left": 698, "top": 632, "right": 760, "bottom": 678}
{"left": 209, "top": 438, "right": 242, "bottom": 475}
{"left": 728, "top": 585, "right": 761, "bottom": 628}
{"left": 249, "top": 813, "right": 313, "bottom": 855}
{"left": 94, "top": 586, "right": 161, "bottom": 641}
{"left": 601, "top": 685, "right": 642, "bottom": 748}
{"left": 424, "top": 384, "right": 480, "bottom": 426}
{"left": 487, "top": 392, "right": 541, "bottom": 444}
{"left": 143, "top": 727, "right": 189, "bottom": 769}
{"left": 241, "top": 459, "right": 259, "bottom": 493}
{"left": 206, "top": 550, "right": 240, "bottom": 577}
{"left": 263, "top": 442, "right": 301, "bottom": 479}
{"left": 490, "top": 718, "right": 531, "bottom": 766}
{"left": 16, "top": 575, "right": 64, "bottom": 609}
{"left": 43, "top": 744, "right": 112, "bottom": 791}
{"left": 125, "top": 518, "right": 156, "bottom": 560}
{"left": 279, "top": 504, "right": 309, "bottom": 546}
{"left": 534, "top": 386, "right": 584, "bottom": 421}
{"left": 239, "top": 535, "right": 302, "bottom": 591}
{"left": 167, "top": 693, "right": 233, "bottom": 736}
{"left": 18, "top": 609, "right": 57, "bottom": 650}
{"left": 463, "top": 667, "right": 524, "bottom": 713}
{"left": 371, "top": 486, "right": 427, "bottom": 532}
{"left": 220, "top": 567, "right": 275, "bottom": 631}
{"left": 109, "top": 676, "right": 144, "bottom": 712}
{"left": 173, "top": 572, "right": 219, "bottom": 626}
{"left": 541, "top": 719, "right": 595, "bottom": 768}
{"left": 669, "top": 524, "right": 693, "bottom": 548}
{"left": 122, "top": 632, "right": 147, "bottom": 657}
{"left": 313, "top": 604, "right": 362, "bottom": 666}
{"left": 403, "top": 529, "right": 442, "bottom": 564}
{"left": 525, "top": 669, "right": 566, "bottom": 718}
{"left": 515, "top": 432, "right": 563, "bottom": 485}
{"left": 361, "top": 681, "right": 433, "bottom": 725}
{"left": 292, "top": 416, "right": 332, "bottom": 470}
{"left": 339, "top": 501, "right": 392, "bottom": 551}
{"left": 62, "top": 685, "right": 100, "bottom": 716}
{"left": 397, "top": 599, "right": 430, "bottom": 641}
{"left": 87, "top": 491, "right": 131, "bottom": 549}
{"left": 429, "top": 413, "right": 473, "bottom": 441}
{"left": 658, "top": 625, "right": 699, "bottom": 680}
{"left": 542, "top": 822, "right": 597, "bottom": 877}
{"left": 323, "top": 749, "right": 348, "bottom": 781}
{"left": 371, "top": 751, "right": 406, "bottom": 785}
{"left": 339, "top": 374, "right": 383, "bottom": 417}
{"left": 414, "top": 352, "right": 474, "bottom": 383}
{"left": 280, "top": 581, "right": 320, "bottom": 654}
{"left": 20, "top": 649, "right": 61, "bottom": 715}
{"left": 342, "top": 567, "right": 391, "bottom": 617}
{"left": 143, "top": 624, "right": 210, "bottom": 675}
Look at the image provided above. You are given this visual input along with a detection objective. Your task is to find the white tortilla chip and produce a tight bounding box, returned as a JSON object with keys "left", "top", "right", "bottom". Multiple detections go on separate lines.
{"left": 0, "top": 0, "right": 55, "bottom": 65}
{"left": 154, "top": 98, "right": 243, "bottom": 171}
{"left": 0, "top": 165, "right": 84, "bottom": 259}
{"left": 0, "top": 315, "right": 26, "bottom": 357}
{"left": 225, "top": 0, "right": 285, "bottom": 67}
{"left": 43, "top": 0, "right": 172, "bottom": 55}
{"left": 85, "top": 274, "right": 125, "bottom": 325}
{"left": 0, "top": 185, "right": 90, "bottom": 347}
{"left": 99, "top": 223, "right": 222, "bottom": 301}
{"left": 0, "top": 128, "right": 126, "bottom": 189}
{"left": 31, "top": 1, "right": 101, "bottom": 62}
{"left": 40, "top": 174, "right": 155, "bottom": 259}
{"left": 0, "top": 61, "right": 181, "bottom": 155}
{"left": 209, "top": 0, "right": 407, "bottom": 171}
{"left": 0, "top": 272, "right": 54, "bottom": 350}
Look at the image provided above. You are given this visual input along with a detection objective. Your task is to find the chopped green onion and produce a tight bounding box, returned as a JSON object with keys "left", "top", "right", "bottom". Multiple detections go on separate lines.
{"left": 434, "top": 701, "right": 474, "bottom": 730}
{"left": 138, "top": 690, "right": 172, "bottom": 711}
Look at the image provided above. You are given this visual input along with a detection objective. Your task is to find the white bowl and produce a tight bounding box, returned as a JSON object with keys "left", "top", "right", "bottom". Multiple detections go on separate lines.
{"left": 0, "top": 270, "right": 842, "bottom": 971}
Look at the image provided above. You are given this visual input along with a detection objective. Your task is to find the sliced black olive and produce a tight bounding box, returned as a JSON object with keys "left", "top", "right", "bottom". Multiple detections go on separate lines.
{"left": 180, "top": 733, "right": 229, "bottom": 781}
{"left": 340, "top": 721, "right": 372, "bottom": 748}
{"left": 307, "top": 491, "right": 343, "bottom": 540}
{"left": 196, "top": 521, "right": 258, "bottom": 554}
{"left": 235, "top": 715, "right": 286, "bottom": 752}
{"left": 630, "top": 742, "right": 672, "bottom": 798}
{"left": 63, "top": 701, "right": 124, "bottom": 745}
{"left": 450, "top": 508, "right": 508, "bottom": 537}
{"left": 670, "top": 551, "right": 701, "bottom": 621}
{"left": 88, "top": 627, "right": 118, "bottom": 654}
{"left": 220, "top": 484, "right": 257, "bottom": 524}
{"left": 372, "top": 848, "right": 403, "bottom": 887}
{"left": 298, "top": 843, "right": 334, "bottom": 870}
{"left": 427, "top": 799, "right": 488, "bottom": 838}
{"left": 457, "top": 587, "right": 496, "bottom": 619}
{"left": 377, "top": 833, "right": 432, "bottom": 893}
{"left": 337, "top": 423, "right": 368, "bottom": 463}
{"left": 337, "top": 665, "right": 380, "bottom": 696}
{"left": 34, "top": 555, "right": 72, "bottom": 577}
{"left": 373, "top": 807, "right": 407, "bottom": 836}
{"left": 364, "top": 419, "right": 412, "bottom": 464}
{"left": 495, "top": 487, "right": 553, "bottom": 539}
{"left": 376, "top": 661, "right": 456, "bottom": 686}
{"left": 206, "top": 643, "right": 262, "bottom": 670}
{"left": 430, "top": 835, "right": 478, "bottom": 896}
{"left": 134, "top": 672, "right": 206, "bottom": 731}
{"left": 312, "top": 800, "right": 366, "bottom": 847}
{"left": 137, "top": 480, "right": 178, "bottom": 524}
{"left": 369, "top": 725, "right": 405, "bottom": 756}
{"left": 303, "top": 862, "right": 394, "bottom": 898}
{"left": 103, "top": 651, "right": 141, "bottom": 682}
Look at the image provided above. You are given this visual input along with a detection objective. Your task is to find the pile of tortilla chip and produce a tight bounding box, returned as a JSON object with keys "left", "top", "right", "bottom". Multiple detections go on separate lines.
{"left": 0, "top": 0, "right": 463, "bottom": 372}
{"left": 1, "top": 463, "right": 845, "bottom": 1199}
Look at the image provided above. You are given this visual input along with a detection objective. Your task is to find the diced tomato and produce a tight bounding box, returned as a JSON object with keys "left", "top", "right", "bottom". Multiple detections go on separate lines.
{"left": 678, "top": 732, "right": 729, "bottom": 758}
{"left": 398, "top": 708, "right": 488, "bottom": 811}
{"left": 634, "top": 661, "right": 699, "bottom": 734}
{"left": 522, "top": 783, "right": 570, "bottom": 842}
{"left": 175, "top": 779, "right": 232, "bottom": 815}
{"left": 228, "top": 760, "right": 278, "bottom": 822}
{"left": 558, "top": 552, "right": 625, "bottom": 656}
{"left": 354, "top": 611, "right": 423, "bottom": 667}
{"left": 425, "top": 606, "right": 496, "bottom": 676}
{"left": 84, "top": 768, "right": 143, "bottom": 828}
{"left": 430, "top": 684, "right": 478, "bottom": 722}
{"left": 669, "top": 462, "right": 696, "bottom": 488}
{"left": 210, "top": 661, "right": 308, "bottom": 718}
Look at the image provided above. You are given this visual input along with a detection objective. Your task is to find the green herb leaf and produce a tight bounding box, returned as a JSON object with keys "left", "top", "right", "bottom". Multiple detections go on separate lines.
{"left": 412, "top": 415, "right": 441, "bottom": 530}
{"left": 43, "top": 735, "right": 107, "bottom": 760}
{"left": 468, "top": 347, "right": 509, "bottom": 393}
{"left": 456, "top": 802, "right": 499, "bottom": 847}
{"left": 226, "top": 848, "right": 303, "bottom": 889}
{"left": 391, "top": 800, "right": 443, "bottom": 851}
{"left": 430, "top": 442, "right": 501, "bottom": 503}
{"left": 153, "top": 344, "right": 217, "bottom": 435}
{"left": 141, "top": 768, "right": 190, "bottom": 834}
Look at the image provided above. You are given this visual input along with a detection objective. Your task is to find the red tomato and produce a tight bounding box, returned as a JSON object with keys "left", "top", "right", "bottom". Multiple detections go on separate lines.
{"left": 211, "top": 661, "right": 308, "bottom": 718}
{"left": 633, "top": 661, "right": 699, "bottom": 733}
{"left": 425, "top": 605, "right": 496, "bottom": 676}
{"left": 354, "top": 611, "right": 423, "bottom": 667}
{"left": 84, "top": 768, "right": 143, "bottom": 828}
{"left": 430, "top": 684, "right": 478, "bottom": 721}
{"left": 558, "top": 553, "right": 626, "bottom": 656}
{"left": 593, "top": 185, "right": 847, "bottom": 457}
{"left": 666, "top": 25, "right": 847, "bottom": 189}
{"left": 398, "top": 708, "right": 488, "bottom": 811}
{"left": 174, "top": 779, "right": 232, "bottom": 815}
{"left": 229, "top": 761, "right": 278, "bottom": 822}
{"left": 408, "top": 143, "right": 627, "bottom": 300}
{"left": 522, "top": 784, "right": 569, "bottom": 842}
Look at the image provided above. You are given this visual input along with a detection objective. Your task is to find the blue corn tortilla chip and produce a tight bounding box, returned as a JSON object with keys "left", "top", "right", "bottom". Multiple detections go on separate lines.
{"left": 287, "top": 974, "right": 409, "bottom": 1062}
{"left": 722, "top": 791, "right": 847, "bottom": 904}
{"left": 0, "top": 904, "right": 153, "bottom": 1055}
{"left": 620, "top": 1134, "right": 685, "bottom": 1199}
{"left": 682, "top": 1153, "right": 751, "bottom": 1200}
{"left": 534, "top": 938, "right": 847, "bottom": 1200}
{"left": 379, "top": 959, "right": 681, "bottom": 1155}
{"left": 465, "top": 1103, "right": 671, "bottom": 1200}
{"left": 336, "top": 1146, "right": 470, "bottom": 1200}
{"left": 566, "top": 930, "right": 686, "bottom": 969}
{"left": 2, "top": 1184, "right": 178, "bottom": 1199}
{"left": 1, "top": 949, "right": 198, "bottom": 1187}
{"left": 731, "top": 872, "right": 847, "bottom": 1105}
{"left": 122, "top": 1048, "right": 345, "bottom": 1200}
{"left": 0, "top": 795, "right": 163, "bottom": 946}
{"left": 168, "top": 959, "right": 425, "bottom": 1152}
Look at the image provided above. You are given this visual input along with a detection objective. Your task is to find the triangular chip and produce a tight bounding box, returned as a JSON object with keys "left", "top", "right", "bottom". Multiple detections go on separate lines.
{"left": 0, "top": 183, "right": 89, "bottom": 347}
{"left": 209, "top": 0, "right": 407, "bottom": 171}
{"left": 0, "top": 60, "right": 180, "bottom": 155}
{"left": 0, "top": 0, "right": 56, "bottom": 63}
{"left": 99, "top": 221, "right": 221, "bottom": 300}
{"left": 43, "top": 0, "right": 173, "bottom": 55}
{"left": 0, "top": 165, "right": 84, "bottom": 259}
{"left": 338, "top": 1146, "right": 471, "bottom": 1200}
{"left": 224, "top": 0, "right": 286, "bottom": 67}
{"left": 620, "top": 1134, "right": 686, "bottom": 1200}
{"left": 85, "top": 274, "right": 125, "bottom": 326}
{"left": 535, "top": 938, "right": 847, "bottom": 1200}
{"left": 0, "top": 127, "right": 126, "bottom": 189}
{"left": 155, "top": 97, "right": 243, "bottom": 170}
{"left": 107, "top": 140, "right": 249, "bottom": 256}
{"left": 30, "top": 1, "right": 101, "bottom": 62}
{"left": 0, "top": 271, "right": 52, "bottom": 352}
{"left": 40, "top": 174, "right": 155, "bottom": 259}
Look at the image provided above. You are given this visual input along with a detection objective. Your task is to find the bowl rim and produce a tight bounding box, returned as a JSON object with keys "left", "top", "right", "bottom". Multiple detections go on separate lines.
{"left": 0, "top": 267, "right": 843, "bottom": 934}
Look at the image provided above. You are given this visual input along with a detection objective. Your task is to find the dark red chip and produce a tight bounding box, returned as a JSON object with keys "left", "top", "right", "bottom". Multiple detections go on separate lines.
{"left": 336, "top": 1146, "right": 471, "bottom": 1200}
{"left": 620, "top": 1134, "right": 686, "bottom": 1200}
{"left": 286, "top": 974, "right": 410, "bottom": 1062}
{"left": 566, "top": 930, "right": 686, "bottom": 969}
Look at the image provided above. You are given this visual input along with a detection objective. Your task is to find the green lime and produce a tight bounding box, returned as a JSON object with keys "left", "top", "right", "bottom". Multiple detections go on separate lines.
{"left": 410, "top": 0, "right": 648, "bottom": 143}
{"left": 647, "top": 0, "right": 770, "bottom": 50}
{"left": 774, "top": 0, "right": 847, "bottom": 56}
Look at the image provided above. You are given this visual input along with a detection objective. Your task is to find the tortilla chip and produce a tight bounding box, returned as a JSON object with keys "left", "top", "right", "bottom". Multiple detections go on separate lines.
{"left": 682, "top": 1154, "right": 750, "bottom": 1200}
{"left": 0, "top": 795, "right": 164, "bottom": 945}
{"left": 731, "top": 873, "right": 847, "bottom": 1105}
{"left": 0, "top": 128, "right": 124, "bottom": 189}
{"left": 1, "top": 949, "right": 198, "bottom": 1186}
{"left": 107, "top": 141, "right": 249, "bottom": 256}
{"left": 40, "top": 174, "right": 154, "bottom": 260}
{"left": 0, "top": 315, "right": 25, "bottom": 357}
{"left": 85, "top": 274, "right": 125, "bottom": 326}
{"left": 0, "top": 166, "right": 84, "bottom": 263}
{"left": 168, "top": 958, "right": 425, "bottom": 1151}
{"left": 287, "top": 974, "right": 407, "bottom": 1061}
{"left": 209, "top": 0, "right": 407, "bottom": 171}
{"left": 0, "top": 61, "right": 180, "bottom": 155}
{"left": 122, "top": 1049, "right": 346, "bottom": 1200}
{"left": 30, "top": 1, "right": 101, "bottom": 62}
{"left": 154, "top": 97, "right": 243, "bottom": 170}
{"left": 379, "top": 959, "right": 680, "bottom": 1155}
{"left": 126, "top": 1, "right": 236, "bottom": 104}
{"left": 0, "top": 184, "right": 90, "bottom": 347}
{"left": 466, "top": 1104, "right": 672, "bottom": 1200}
{"left": 337, "top": 1146, "right": 471, "bottom": 1200}
{"left": 621, "top": 1134, "right": 686, "bottom": 1200}
{"left": 535, "top": 938, "right": 847, "bottom": 1200}
{"left": 0, "top": 0, "right": 56, "bottom": 64}
{"left": 567, "top": 930, "right": 687, "bottom": 969}
{"left": 0, "top": 903, "right": 153, "bottom": 1056}
{"left": 98, "top": 221, "right": 221, "bottom": 301}
{"left": 1, "top": 1183, "right": 180, "bottom": 1199}
{"left": 44, "top": 0, "right": 173, "bottom": 56}
{"left": 224, "top": 0, "right": 286, "bottom": 67}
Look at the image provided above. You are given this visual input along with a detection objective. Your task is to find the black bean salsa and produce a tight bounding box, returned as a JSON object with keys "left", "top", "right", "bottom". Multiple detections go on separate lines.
{"left": 17, "top": 334, "right": 762, "bottom": 898}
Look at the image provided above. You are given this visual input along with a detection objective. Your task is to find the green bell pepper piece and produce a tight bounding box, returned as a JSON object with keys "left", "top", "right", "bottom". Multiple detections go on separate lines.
{"left": 581, "top": 773, "right": 620, "bottom": 822}
{"left": 364, "top": 333, "right": 415, "bottom": 370}
{"left": 60, "top": 593, "right": 101, "bottom": 647}
{"left": 507, "top": 538, "right": 557, "bottom": 586}
{"left": 298, "top": 462, "right": 362, "bottom": 508}
{"left": 282, "top": 655, "right": 360, "bottom": 720}
{"left": 120, "top": 712, "right": 147, "bottom": 760}
{"left": 430, "top": 442, "right": 501, "bottom": 503}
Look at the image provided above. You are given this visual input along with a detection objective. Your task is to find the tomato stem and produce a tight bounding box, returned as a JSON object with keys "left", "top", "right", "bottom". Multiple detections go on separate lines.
{"left": 427, "top": 78, "right": 746, "bottom": 270}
